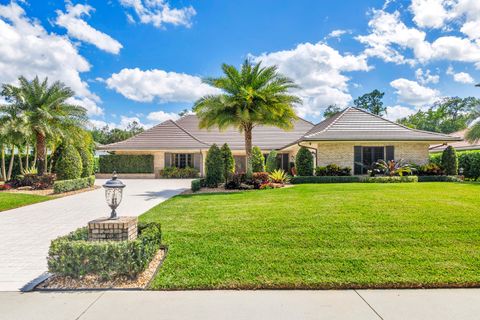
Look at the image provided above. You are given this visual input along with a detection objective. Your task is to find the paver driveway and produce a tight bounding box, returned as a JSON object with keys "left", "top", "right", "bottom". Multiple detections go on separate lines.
{"left": 0, "top": 179, "right": 191, "bottom": 292}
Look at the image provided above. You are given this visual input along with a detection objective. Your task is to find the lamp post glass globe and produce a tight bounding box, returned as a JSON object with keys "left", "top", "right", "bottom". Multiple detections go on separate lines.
{"left": 103, "top": 172, "right": 126, "bottom": 220}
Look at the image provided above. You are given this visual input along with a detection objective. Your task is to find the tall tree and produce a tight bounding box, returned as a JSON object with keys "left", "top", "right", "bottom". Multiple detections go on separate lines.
{"left": 323, "top": 105, "right": 341, "bottom": 118}
{"left": 354, "top": 89, "right": 386, "bottom": 116}
{"left": 194, "top": 60, "right": 301, "bottom": 170}
{"left": 1, "top": 76, "right": 88, "bottom": 175}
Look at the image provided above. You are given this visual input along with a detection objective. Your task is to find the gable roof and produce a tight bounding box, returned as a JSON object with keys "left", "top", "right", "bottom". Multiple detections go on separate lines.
{"left": 430, "top": 129, "right": 480, "bottom": 152}
{"left": 301, "top": 107, "right": 461, "bottom": 142}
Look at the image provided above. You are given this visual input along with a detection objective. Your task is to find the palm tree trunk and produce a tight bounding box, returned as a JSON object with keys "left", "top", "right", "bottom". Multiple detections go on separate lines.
{"left": 1, "top": 144, "right": 6, "bottom": 181}
{"left": 25, "top": 145, "right": 29, "bottom": 169}
{"left": 49, "top": 145, "right": 56, "bottom": 173}
{"left": 7, "top": 145, "right": 15, "bottom": 181}
{"left": 36, "top": 132, "right": 47, "bottom": 175}
{"left": 33, "top": 147, "right": 37, "bottom": 169}
{"left": 18, "top": 147, "right": 24, "bottom": 174}
{"left": 244, "top": 124, "right": 253, "bottom": 173}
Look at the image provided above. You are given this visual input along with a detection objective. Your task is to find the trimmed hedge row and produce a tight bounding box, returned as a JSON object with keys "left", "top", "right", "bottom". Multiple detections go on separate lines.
{"left": 47, "top": 222, "right": 162, "bottom": 280}
{"left": 291, "top": 176, "right": 361, "bottom": 184}
{"left": 53, "top": 176, "right": 95, "bottom": 194}
{"left": 159, "top": 167, "right": 199, "bottom": 178}
{"left": 362, "top": 176, "right": 418, "bottom": 183}
{"left": 417, "top": 175, "right": 462, "bottom": 182}
{"left": 99, "top": 154, "right": 154, "bottom": 173}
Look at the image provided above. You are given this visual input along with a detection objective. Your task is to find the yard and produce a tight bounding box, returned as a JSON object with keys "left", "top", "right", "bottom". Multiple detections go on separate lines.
{"left": 0, "top": 192, "right": 50, "bottom": 212}
{"left": 141, "top": 182, "right": 480, "bottom": 289}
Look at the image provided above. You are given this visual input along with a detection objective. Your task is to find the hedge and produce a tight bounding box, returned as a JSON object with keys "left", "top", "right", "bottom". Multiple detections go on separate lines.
{"left": 191, "top": 178, "right": 205, "bottom": 192}
{"left": 99, "top": 154, "right": 154, "bottom": 173}
{"left": 417, "top": 175, "right": 462, "bottom": 182}
{"left": 55, "top": 144, "right": 83, "bottom": 180}
{"left": 430, "top": 150, "right": 480, "bottom": 180}
{"left": 53, "top": 175, "right": 95, "bottom": 194}
{"left": 159, "top": 167, "right": 199, "bottom": 178}
{"left": 47, "top": 222, "right": 162, "bottom": 280}
{"left": 291, "top": 176, "right": 361, "bottom": 184}
{"left": 362, "top": 176, "right": 418, "bottom": 183}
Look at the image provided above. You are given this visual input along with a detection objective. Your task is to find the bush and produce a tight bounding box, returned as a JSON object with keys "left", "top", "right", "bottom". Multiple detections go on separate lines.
{"left": 191, "top": 178, "right": 204, "bottom": 192}
{"left": 55, "top": 144, "right": 83, "bottom": 180}
{"left": 265, "top": 150, "right": 278, "bottom": 173}
{"left": 252, "top": 172, "right": 269, "bottom": 183}
{"left": 47, "top": 222, "right": 162, "bottom": 280}
{"left": 429, "top": 153, "right": 442, "bottom": 166}
{"left": 159, "top": 167, "right": 199, "bottom": 178}
{"left": 315, "top": 164, "right": 351, "bottom": 176}
{"left": 8, "top": 173, "right": 56, "bottom": 190}
{"left": 93, "top": 157, "right": 99, "bottom": 173}
{"left": 53, "top": 176, "right": 95, "bottom": 194}
{"left": 251, "top": 146, "right": 265, "bottom": 172}
{"left": 221, "top": 143, "right": 235, "bottom": 183}
{"left": 268, "top": 169, "right": 289, "bottom": 184}
{"left": 205, "top": 144, "right": 223, "bottom": 187}
{"left": 458, "top": 151, "right": 480, "bottom": 180}
{"left": 295, "top": 147, "right": 314, "bottom": 176}
{"left": 362, "top": 176, "right": 418, "bottom": 183}
{"left": 417, "top": 175, "right": 462, "bottom": 182}
{"left": 99, "top": 154, "right": 153, "bottom": 174}
{"left": 291, "top": 176, "right": 361, "bottom": 184}
{"left": 415, "top": 163, "right": 444, "bottom": 176}
{"left": 78, "top": 148, "right": 94, "bottom": 178}
{"left": 442, "top": 146, "right": 458, "bottom": 175}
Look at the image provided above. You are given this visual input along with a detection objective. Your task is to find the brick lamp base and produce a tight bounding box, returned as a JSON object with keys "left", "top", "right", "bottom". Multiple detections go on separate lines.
{"left": 88, "top": 216, "right": 138, "bottom": 241}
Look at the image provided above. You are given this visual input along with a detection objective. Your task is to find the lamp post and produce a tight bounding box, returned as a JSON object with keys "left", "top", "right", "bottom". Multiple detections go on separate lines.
{"left": 103, "top": 172, "right": 126, "bottom": 220}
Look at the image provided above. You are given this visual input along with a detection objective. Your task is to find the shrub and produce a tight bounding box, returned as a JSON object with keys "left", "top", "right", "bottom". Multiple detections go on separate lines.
{"left": 55, "top": 144, "right": 83, "bottom": 180}
{"left": 417, "top": 175, "right": 462, "bottom": 182}
{"left": 99, "top": 155, "right": 154, "bottom": 174}
{"left": 8, "top": 173, "right": 56, "bottom": 190}
{"left": 429, "top": 153, "right": 442, "bottom": 166}
{"left": 93, "top": 157, "right": 100, "bottom": 173}
{"left": 268, "top": 169, "right": 289, "bottom": 184}
{"left": 442, "top": 146, "right": 458, "bottom": 175}
{"left": 159, "top": 167, "right": 199, "bottom": 178}
{"left": 415, "top": 163, "right": 444, "bottom": 176}
{"left": 191, "top": 178, "right": 203, "bottom": 192}
{"left": 205, "top": 144, "right": 223, "bottom": 187}
{"left": 315, "top": 164, "right": 351, "bottom": 176}
{"left": 295, "top": 147, "right": 314, "bottom": 176}
{"left": 53, "top": 176, "right": 95, "bottom": 194}
{"left": 362, "top": 176, "right": 418, "bottom": 183}
{"left": 47, "top": 222, "right": 162, "bottom": 280}
{"left": 291, "top": 176, "right": 361, "bottom": 184}
{"left": 221, "top": 143, "right": 235, "bottom": 183}
{"left": 252, "top": 172, "right": 269, "bottom": 183}
{"left": 251, "top": 146, "right": 265, "bottom": 172}
{"left": 265, "top": 150, "right": 278, "bottom": 173}
{"left": 458, "top": 151, "right": 480, "bottom": 180}
{"left": 78, "top": 148, "right": 94, "bottom": 178}
{"left": 0, "top": 184, "right": 12, "bottom": 191}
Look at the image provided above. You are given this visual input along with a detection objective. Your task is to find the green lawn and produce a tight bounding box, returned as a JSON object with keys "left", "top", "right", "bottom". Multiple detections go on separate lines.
{"left": 0, "top": 192, "right": 51, "bottom": 212}
{"left": 141, "top": 183, "right": 480, "bottom": 289}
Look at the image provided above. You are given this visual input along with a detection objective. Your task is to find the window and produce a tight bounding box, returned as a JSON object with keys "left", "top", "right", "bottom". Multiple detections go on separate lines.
{"left": 354, "top": 146, "right": 394, "bottom": 174}
{"left": 172, "top": 153, "right": 193, "bottom": 169}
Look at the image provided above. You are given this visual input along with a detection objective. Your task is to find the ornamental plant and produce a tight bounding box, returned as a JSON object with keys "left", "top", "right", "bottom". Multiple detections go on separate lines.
{"left": 251, "top": 146, "right": 265, "bottom": 172}
{"left": 295, "top": 147, "right": 314, "bottom": 176}
{"left": 54, "top": 144, "right": 83, "bottom": 180}
{"left": 78, "top": 147, "right": 94, "bottom": 178}
{"left": 442, "top": 146, "right": 458, "bottom": 175}
{"left": 220, "top": 143, "right": 235, "bottom": 183}
{"left": 265, "top": 150, "right": 278, "bottom": 173}
{"left": 205, "top": 144, "right": 223, "bottom": 187}
{"left": 268, "top": 169, "right": 289, "bottom": 184}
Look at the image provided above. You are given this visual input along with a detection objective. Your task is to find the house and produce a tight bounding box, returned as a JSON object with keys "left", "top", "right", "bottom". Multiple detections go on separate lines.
{"left": 429, "top": 129, "right": 480, "bottom": 153}
{"left": 99, "top": 107, "right": 460, "bottom": 176}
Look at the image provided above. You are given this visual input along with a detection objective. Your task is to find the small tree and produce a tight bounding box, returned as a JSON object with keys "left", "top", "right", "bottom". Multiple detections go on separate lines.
{"left": 205, "top": 144, "right": 223, "bottom": 187}
{"left": 220, "top": 143, "right": 235, "bottom": 183}
{"left": 295, "top": 147, "right": 314, "bottom": 176}
{"left": 442, "top": 145, "right": 458, "bottom": 175}
{"left": 55, "top": 144, "right": 83, "bottom": 180}
{"left": 265, "top": 150, "right": 278, "bottom": 173}
{"left": 78, "top": 147, "right": 94, "bottom": 177}
{"left": 251, "top": 146, "right": 265, "bottom": 172}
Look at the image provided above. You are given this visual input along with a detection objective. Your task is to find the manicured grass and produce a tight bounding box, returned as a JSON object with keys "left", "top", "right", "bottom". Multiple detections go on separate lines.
{"left": 0, "top": 192, "right": 50, "bottom": 212}
{"left": 141, "top": 183, "right": 480, "bottom": 289}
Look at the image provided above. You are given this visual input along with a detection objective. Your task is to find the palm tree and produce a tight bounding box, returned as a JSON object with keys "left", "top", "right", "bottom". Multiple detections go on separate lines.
{"left": 194, "top": 60, "right": 301, "bottom": 170}
{"left": 0, "top": 76, "right": 88, "bottom": 175}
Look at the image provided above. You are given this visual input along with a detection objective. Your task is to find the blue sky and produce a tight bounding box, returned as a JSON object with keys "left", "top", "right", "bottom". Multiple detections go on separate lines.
{"left": 0, "top": 0, "right": 479, "bottom": 128}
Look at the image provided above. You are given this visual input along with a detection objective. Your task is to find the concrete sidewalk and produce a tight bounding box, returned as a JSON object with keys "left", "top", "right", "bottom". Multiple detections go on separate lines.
{"left": 0, "top": 179, "right": 191, "bottom": 292}
{"left": 1, "top": 289, "right": 479, "bottom": 320}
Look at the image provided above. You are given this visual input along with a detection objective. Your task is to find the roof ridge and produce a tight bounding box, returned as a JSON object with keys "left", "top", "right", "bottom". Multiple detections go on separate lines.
{"left": 304, "top": 107, "right": 350, "bottom": 138}
{"left": 171, "top": 119, "right": 211, "bottom": 146}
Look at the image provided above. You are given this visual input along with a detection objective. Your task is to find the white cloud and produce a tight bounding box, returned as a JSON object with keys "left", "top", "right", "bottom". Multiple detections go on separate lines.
{"left": 385, "top": 105, "right": 417, "bottom": 121}
{"left": 119, "top": 0, "right": 196, "bottom": 28}
{"left": 146, "top": 110, "right": 180, "bottom": 122}
{"left": 67, "top": 96, "right": 103, "bottom": 117}
{"left": 447, "top": 66, "right": 475, "bottom": 83}
{"left": 252, "top": 42, "right": 370, "bottom": 118}
{"left": 118, "top": 116, "right": 152, "bottom": 129}
{"left": 390, "top": 78, "right": 439, "bottom": 106}
{"left": 55, "top": 3, "right": 122, "bottom": 54}
{"left": 415, "top": 68, "right": 439, "bottom": 84}
{"left": 410, "top": 0, "right": 451, "bottom": 28}
{"left": 0, "top": 2, "right": 102, "bottom": 115}
{"left": 106, "top": 68, "right": 220, "bottom": 103}
{"left": 327, "top": 29, "right": 349, "bottom": 39}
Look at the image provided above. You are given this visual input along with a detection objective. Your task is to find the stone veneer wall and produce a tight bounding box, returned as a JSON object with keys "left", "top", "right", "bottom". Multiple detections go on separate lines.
{"left": 316, "top": 142, "right": 430, "bottom": 169}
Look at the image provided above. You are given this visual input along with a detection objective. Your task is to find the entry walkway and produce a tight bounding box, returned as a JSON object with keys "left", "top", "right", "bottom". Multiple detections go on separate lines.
{"left": 0, "top": 179, "right": 191, "bottom": 291}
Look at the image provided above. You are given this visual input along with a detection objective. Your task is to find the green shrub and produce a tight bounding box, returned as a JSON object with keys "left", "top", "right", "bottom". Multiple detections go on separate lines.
{"left": 159, "top": 167, "right": 199, "bottom": 178}
{"left": 265, "top": 150, "right": 278, "bottom": 173}
{"left": 191, "top": 178, "right": 203, "bottom": 192}
{"left": 315, "top": 164, "right": 351, "bottom": 176}
{"left": 295, "top": 147, "right": 314, "bottom": 176}
{"left": 78, "top": 148, "right": 94, "bottom": 178}
{"left": 99, "top": 154, "right": 153, "bottom": 174}
{"left": 53, "top": 175, "right": 95, "bottom": 194}
{"left": 291, "top": 176, "right": 361, "bottom": 184}
{"left": 205, "top": 144, "right": 223, "bottom": 187}
{"left": 458, "top": 151, "right": 480, "bottom": 180}
{"left": 442, "top": 146, "right": 458, "bottom": 175}
{"left": 417, "top": 175, "right": 462, "bottom": 182}
{"left": 414, "top": 163, "right": 444, "bottom": 176}
{"left": 251, "top": 146, "right": 265, "bottom": 172}
{"left": 55, "top": 144, "right": 83, "bottom": 180}
{"left": 362, "top": 176, "right": 418, "bottom": 183}
{"left": 429, "top": 153, "right": 442, "bottom": 166}
{"left": 93, "top": 156, "right": 99, "bottom": 173}
{"left": 221, "top": 143, "right": 235, "bottom": 183}
{"left": 47, "top": 222, "right": 162, "bottom": 280}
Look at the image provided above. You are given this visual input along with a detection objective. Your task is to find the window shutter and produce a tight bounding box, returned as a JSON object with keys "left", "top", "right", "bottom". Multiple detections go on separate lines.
{"left": 386, "top": 146, "right": 395, "bottom": 161}
{"left": 164, "top": 153, "right": 171, "bottom": 167}
{"left": 354, "top": 146, "right": 362, "bottom": 175}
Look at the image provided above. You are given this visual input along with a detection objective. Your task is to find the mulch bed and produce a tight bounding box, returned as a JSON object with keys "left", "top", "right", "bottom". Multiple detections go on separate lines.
{"left": 36, "top": 248, "right": 166, "bottom": 291}
{"left": 4, "top": 185, "right": 100, "bottom": 197}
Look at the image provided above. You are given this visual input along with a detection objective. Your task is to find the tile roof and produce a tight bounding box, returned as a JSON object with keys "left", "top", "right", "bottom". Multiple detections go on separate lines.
{"left": 429, "top": 129, "right": 480, "bottom": 152}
